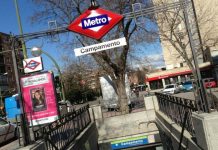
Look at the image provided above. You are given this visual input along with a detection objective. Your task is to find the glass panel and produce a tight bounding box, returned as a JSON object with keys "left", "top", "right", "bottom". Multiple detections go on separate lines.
{"left": 150, "top": 79, "right": 163, "bottom": 90}
{"left": 165, "top": 78, "right": 171, "bottom": 85}
{"left": 180, "top": 75, "right": 186, "bottom": 82}
{"left": 172, "top": 77, "right": 178, "bottom": 83}
{"left": 0, "top": 118, "right": 8, "bottom": 125}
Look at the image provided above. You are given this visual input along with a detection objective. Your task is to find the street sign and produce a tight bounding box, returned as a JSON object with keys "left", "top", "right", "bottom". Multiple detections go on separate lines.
{"left": 111, "top": 135, "right": 149, "bottom": 149}
{"left": 68, "top": 7, "right": 123, "bottom": 40}
{"left": 23, "top": 57, "right": 43, "bottom": 73}
{"left": 74, "top": 37, "right": 127, "bottom": 56}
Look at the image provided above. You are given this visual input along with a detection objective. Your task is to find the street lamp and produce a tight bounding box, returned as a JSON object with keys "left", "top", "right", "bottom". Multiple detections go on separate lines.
{"left": 14, "top": 0, "right": 27, "bottom": 59}
{"left": 31, "top": 46, "right": 66, "bottom": 101}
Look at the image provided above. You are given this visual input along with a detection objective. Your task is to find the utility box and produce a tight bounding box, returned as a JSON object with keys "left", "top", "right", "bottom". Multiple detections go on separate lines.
{"left": 5, "top": 96, "right": 21, "bottom": 122}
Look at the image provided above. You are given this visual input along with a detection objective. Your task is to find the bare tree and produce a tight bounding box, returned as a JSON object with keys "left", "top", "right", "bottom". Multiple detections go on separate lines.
{"left": 154, "top": 0, "right": 218, "bottom": 70}
{"left": 31, "top": 0, "right": 156, "bottom": 114}
{"left": 62, "top": 57, "right": 100, "bottom": 103}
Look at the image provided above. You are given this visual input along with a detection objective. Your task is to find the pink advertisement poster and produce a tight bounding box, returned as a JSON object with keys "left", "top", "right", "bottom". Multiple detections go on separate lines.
{"left": 20, "top": 72, "right": 59, "bottom": 126}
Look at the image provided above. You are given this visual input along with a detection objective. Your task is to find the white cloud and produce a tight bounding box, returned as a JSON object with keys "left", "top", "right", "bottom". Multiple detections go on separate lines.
{"left": 147, "top": 54, "right": 164, "bottom": 62}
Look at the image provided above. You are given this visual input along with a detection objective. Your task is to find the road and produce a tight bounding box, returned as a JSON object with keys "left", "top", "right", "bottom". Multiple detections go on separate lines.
{"left": 173, "top": 87, "right": 218, "bottom": 101}
{"left": 174, "top": 92, "right": 195, "bottom": 100}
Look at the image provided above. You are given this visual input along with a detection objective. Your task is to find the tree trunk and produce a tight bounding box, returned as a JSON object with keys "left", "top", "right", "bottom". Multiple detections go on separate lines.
{"left": 116, "top": 77, "right": 129, "bottom": 114}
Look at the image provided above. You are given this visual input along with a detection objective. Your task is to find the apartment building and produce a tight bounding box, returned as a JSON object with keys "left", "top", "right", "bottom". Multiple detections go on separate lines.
{"left": 145, "top": 0, "right": 218, "bottom": 90}
{"left": 0, "top": 32, "right": 23, "bottom": 95}
{"left": 153, "top": 0, "right": 218, "bottom": 69}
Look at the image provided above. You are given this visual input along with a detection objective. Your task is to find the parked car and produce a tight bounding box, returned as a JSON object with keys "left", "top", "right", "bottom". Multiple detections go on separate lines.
{"left": 162, "top": 84, "right": 180, "bottom": 94}
{"left": 203, "top": 78, "right": 217, "bottom": 88}
{"left": 182, "top": 81, "right": 193, "bottom": 92}
{"left": 0, "top": 117, "right": 18, "bottom": 144}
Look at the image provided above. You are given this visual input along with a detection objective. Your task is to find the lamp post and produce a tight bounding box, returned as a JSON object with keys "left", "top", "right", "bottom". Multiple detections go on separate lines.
{"left": 14, "top": 0, "right": 27, "bottom": 59}
{"left": 31, "top": 46, "right": 66, "bottom": 101}
{"left": 182, "top": 0, "right": 209, "bottom": 112}
{"left": 11, "top": 37, "right": 30, "bottom": 146}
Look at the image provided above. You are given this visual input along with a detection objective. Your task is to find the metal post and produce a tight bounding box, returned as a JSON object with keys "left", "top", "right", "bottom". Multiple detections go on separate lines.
{"left": 0, "top": 87, "right": 2, "bottom": 107}
{"left": 11, "top": 37, "right": 30, "bottom": 145}
{"left": 90, "top": 0, "right": 99, "bottom": 9}
{"left": 14, "top": 0, "right": 27, "bottom": 59}
{"left": 178, "top": 108, "right": 189, "bottom": 150}
{"left": 41, "top": 50, "right": 66, "bottom": 101}
{"left": 90, "top": 0, "right": 98, "bottom": 6}
{"left": 182, "top": 0, "right": 210, "bottom": 113}
{"left": 190, "top": 0, "right": 205, "bottom": 62}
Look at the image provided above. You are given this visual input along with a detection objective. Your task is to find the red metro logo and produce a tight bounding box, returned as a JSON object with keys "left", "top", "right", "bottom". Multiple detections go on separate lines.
{"left": 68, "top": 7, "right": 123, "bottom": 40}
{"left": 25, "top": 60, "right": 40, "bottom": 70}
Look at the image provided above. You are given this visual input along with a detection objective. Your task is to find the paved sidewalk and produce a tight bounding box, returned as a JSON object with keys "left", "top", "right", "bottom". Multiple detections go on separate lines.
{"left": 0, "top": 139, "right": 21, "bottom": 150}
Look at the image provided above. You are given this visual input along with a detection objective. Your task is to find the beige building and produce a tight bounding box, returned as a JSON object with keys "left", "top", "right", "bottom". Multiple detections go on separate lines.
{"left": 145, "top": 0, "right": 218, "bottom": 90}
{"left": 153, "top": 0, "right": 218, "bottom": 70}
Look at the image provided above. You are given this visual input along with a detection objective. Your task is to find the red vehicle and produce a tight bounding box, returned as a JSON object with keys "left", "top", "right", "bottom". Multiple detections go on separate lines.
{"left": 203, "top": 78, "right": 217, "bottom": 88}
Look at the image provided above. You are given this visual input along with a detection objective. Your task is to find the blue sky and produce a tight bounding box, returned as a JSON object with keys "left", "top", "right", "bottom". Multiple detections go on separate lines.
{"left": 0, "top": 0, "right": 164, "bottom": 73}
{"left": 0, "top": 0, "right": 65, "bottom": 73}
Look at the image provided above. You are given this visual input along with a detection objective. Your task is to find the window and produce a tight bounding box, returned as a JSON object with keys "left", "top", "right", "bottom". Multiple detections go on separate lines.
{"left": 0, "top": 75, "right": 7, "bottom": 84}
{"left": 7, "top": 67, "right": 11, "bottom": 72}
{"left": 0, "top": 118, "right": 8, "bottom": 125}
{"left": 165, "top": 85, "right": 175, "bottom": 89}
{"left": 180, "top": 75, "right": 186, "bottom": 82}
{"left": 0, "top": 54, "right": 4, "bottom": 63}
{"left": 150, "top": 79, "right": 163, "bottom": 90}
{"left": 172, "top": 77, "right": 178, "bottom": 83}
{"left": 165, "top": 78, "right": 171, "bottom": 85}
{"left": 5, "top": 57, "right": 10, "bottom": 63}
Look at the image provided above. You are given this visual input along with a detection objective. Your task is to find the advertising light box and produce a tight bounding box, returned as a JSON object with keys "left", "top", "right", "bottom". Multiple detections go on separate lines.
{"left": 20, "top": 72, "right": 59, "bottom": 126}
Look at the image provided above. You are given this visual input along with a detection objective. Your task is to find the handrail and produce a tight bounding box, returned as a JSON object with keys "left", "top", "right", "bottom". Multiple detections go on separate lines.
{"left": 155, "top": 92, "right": 197, "bottom": 135}
{"left": 33, "top": 105, "right": 91, "bottom": 150}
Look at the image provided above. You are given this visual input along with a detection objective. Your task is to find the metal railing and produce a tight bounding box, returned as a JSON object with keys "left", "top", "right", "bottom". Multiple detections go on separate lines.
{"left": 155, "top": 93, "right": 197, "bottom": 135}
{"left": 33, "top": 105, "right": 91, "bottom": 150}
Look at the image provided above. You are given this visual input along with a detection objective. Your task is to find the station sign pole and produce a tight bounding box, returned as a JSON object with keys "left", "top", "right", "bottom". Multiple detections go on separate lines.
{"left": 11, "top": 37, "right": 31, "bottom": 145}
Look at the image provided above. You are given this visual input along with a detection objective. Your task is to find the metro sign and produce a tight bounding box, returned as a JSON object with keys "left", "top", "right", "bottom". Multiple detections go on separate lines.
{"left": 23, "top": 57, "right": 43, "bottom": 73}
{"left": 26, "top": 60, "right": 40, "bottom": 70}
{"left": 68, "top": 7, "right": 123, "bottom": 40}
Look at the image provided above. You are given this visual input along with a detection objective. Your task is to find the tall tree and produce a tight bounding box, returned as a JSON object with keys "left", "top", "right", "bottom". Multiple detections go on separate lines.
{"left": 152, "top": 0, "right": 218, "bottom": 74}
{"left": 152, "top": 0, "right": 218, "bottom": 111}
{"left": 31, "top": 0, "right": 156, "bottom": 114}
{"left": 62, "top": 58, "right": 100, "bottom": 104}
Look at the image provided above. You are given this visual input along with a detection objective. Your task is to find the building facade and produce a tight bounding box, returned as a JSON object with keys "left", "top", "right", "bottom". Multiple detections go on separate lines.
{"left": 153, "top": 0, "right": 218, "bottom": 69}
{"left": 0, "top": 32, "right": 23, "bottom": 96}
{"left": 146, "top": 0, "right": 218, "bottom": 90}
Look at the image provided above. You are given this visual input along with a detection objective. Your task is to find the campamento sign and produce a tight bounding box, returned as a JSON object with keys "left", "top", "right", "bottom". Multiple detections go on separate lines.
{"left": 74, "top": 37, "right": 127, "bottom": 56}
{"left": 111, "top": 135, "right": 149, "bottom": 149}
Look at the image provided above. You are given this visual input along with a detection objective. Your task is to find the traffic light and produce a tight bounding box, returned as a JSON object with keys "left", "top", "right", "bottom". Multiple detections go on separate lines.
{"left": 54, "top": 76, "right": 60, "bottom": 88}
{"left": 54, "top": 76, "right": 62, "bottom": 101}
